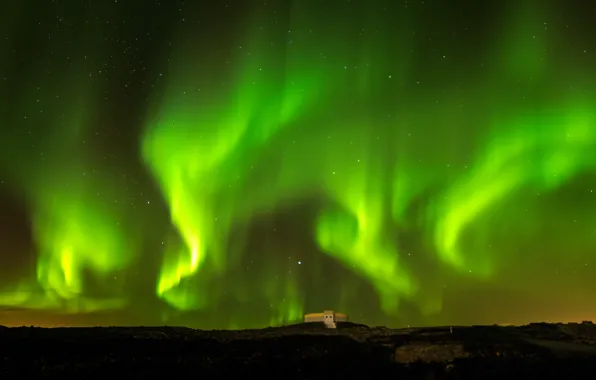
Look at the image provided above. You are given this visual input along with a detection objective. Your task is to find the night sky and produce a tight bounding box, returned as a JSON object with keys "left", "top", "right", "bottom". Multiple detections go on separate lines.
{"left": 1, "top": 0, "right": 596, "bottom": 329}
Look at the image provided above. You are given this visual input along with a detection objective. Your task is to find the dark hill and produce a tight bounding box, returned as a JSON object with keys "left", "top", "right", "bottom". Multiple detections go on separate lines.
{"left": 2, "top": 322, "right": 596, "bottom": 378}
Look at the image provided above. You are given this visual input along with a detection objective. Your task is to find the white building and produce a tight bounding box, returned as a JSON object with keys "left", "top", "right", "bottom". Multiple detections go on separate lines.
{"left": 304, "top": 310, "right": 348, "bottom": 329}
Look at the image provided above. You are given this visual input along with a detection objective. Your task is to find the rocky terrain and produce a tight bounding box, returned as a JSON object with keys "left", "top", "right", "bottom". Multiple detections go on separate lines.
{"left": 2, "top": 321, "right": 596, "bottom": 378}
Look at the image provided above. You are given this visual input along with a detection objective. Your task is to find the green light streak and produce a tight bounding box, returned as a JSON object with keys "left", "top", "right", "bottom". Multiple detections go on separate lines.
{"left": 432, "top": 107, "right": 596, "bottom": 276}
{"left": 142, "top": 6, "right": 322, "bottom": 315}
{"left": 315, "top": 152, "right": 416, "bottom": 313}
{"left": 2, "top": 0, "right": 596, "bottom": 328}
{"left": 0, "top": 37, "right": 139, "bottom": 312}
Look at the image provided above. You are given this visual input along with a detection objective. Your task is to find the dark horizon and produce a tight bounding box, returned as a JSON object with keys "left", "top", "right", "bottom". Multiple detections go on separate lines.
{"left": 1, "top": 0, "right": 596, "bottom": 329}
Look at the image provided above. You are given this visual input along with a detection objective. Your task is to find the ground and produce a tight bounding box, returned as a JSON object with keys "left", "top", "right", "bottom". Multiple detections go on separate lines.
{"left": 2, "top": 321, "right": 596, "bottom": 378}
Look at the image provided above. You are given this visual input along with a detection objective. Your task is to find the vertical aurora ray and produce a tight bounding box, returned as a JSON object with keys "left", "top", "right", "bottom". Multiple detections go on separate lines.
{"left": 313, "top": 3, "right": 419, "bottom": 314}
{"left": 0, "top": 14, "right": 140, "bottom": 312}
{"left": 30, "top": 167, "right": 140, "bottom": 311}
{"left": 142, "top": 3, "right": 327, "bottom": 314}
{"left": 500, "top": 0, "right": 551, "bottom": 80}
{"left": 315, "top": 172, "right": 416, "bottom": 313}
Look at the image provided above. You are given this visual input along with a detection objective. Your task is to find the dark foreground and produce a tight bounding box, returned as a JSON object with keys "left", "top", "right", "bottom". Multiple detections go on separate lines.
{"left": 2, "top": 322, "right": 596, "bottom": 379}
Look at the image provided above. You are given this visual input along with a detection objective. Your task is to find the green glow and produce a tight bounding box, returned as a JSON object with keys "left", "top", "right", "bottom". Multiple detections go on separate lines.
{"left": 34, "top": 182, "right": 136, "bottom": 299}
{"left": 0, "top": 37, "right": 139, "bottom": 312}
{"left": 315, "top": 151, "right": 416, "bottom": 313}
{"left": 142, "top": 6, "right": 322, "bottom": 316}
{"left": 2, "top": 1, "right": 596, "bottom": 328}
{"left": 501, "top": 0, "right": 550, "bottom": 79}
{"left": 263, "top": 272, "right": 304, "bottom": 327}
{"left": 432, "top": 106, "right": 596, "bottom": 277}
{"left": 143, "top": 4, "right": 419, "bottom": 318}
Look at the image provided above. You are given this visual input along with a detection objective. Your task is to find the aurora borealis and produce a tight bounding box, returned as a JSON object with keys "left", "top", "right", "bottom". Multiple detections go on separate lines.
{"left": 1, "top": 0, "right": 596, "bottom": 329}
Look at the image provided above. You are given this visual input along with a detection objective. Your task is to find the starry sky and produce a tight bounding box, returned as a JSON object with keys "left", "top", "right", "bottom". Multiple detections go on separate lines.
{"left": 1, "top": 0, "right": 596, "bottom": 329}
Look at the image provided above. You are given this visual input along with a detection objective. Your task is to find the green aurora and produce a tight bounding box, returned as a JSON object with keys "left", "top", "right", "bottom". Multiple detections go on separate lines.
{"left": 1, "top": 0, "right": 596, "bottom": 328}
